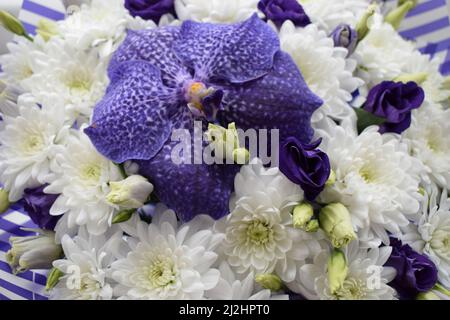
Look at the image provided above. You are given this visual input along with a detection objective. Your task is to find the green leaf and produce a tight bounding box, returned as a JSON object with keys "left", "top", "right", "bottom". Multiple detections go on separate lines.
{"left": 355, "top": 108, "right": 385, "bottom": 134}
{"left": 112, "top": 209, "right": 135, "bottom": 224}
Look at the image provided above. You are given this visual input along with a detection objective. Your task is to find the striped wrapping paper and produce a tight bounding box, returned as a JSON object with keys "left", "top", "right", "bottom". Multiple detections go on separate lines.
{"left": 0, "top": 0, "right": 449, "bottom": 300}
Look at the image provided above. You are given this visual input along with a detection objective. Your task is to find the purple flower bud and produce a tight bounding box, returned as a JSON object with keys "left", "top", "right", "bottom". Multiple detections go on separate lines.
{"left": 386, "top": 237, "right": 438, "bottom": 300}
{"left": 124, "top": 0, "right": 175, "bottom": 23}
{"left": 330, "top": 24, "right": 358, "bottom": 56}
{"left": 23, "top": 186, "right": 60, "bottom": 230}
{"left": 363, "top": 81, "right": 424, "bottom": 134}
{"left": 258, "top": 0, "right": 311, "bottom": 28}
{"left": 279, "top": 137, "right": 331, "bottom": 201}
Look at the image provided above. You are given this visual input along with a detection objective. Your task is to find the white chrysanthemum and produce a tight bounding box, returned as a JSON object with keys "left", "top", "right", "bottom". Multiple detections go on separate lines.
{"left": 403, "top": 102, "right": 450, "bottom": 189}
{"left": 175, "top": 0, "right": 259, "bottom": 23}
{"left": 22, "top": 38, "right": 108, "bottom": 123}
{"left": 0, "top": 99, "right": 69, "bottom": 201}
{"left": 216, "top": 160, "right": 325, "bottom": 282}
{"left": 0, "top": 80, "right": 21, "bottom": 119}
{"left": 401, "top": 52, "right": 450, "bottom": 103}
{"left": 402, "top": 187, "right": 450, "bottom": 287}
{"left": 0, "top": 37, "right": 42, "bottom": 87}
{"left": 279, "top": 22, "right": 363, "bottom": 129}
{"left": 51, "top": 227, "right": 122, "bottom": 300}
{"left": 111, "top": 206, "right": 223, "bottom": 300}
{"left": 317, "top": 125, "right": 423, "bottom": 247}
{"left": 58, "top": 0, "right": 131, "bottom": 58}
{"left": 206, "top": 262, "right": 288, "bottom": 300}
{"left": 45, "top": 129, "right": 123, "bottom": 235}
{"left": 299, "top": 0, "right": 370, "bottom": 33}
{"left": 288, "top": 241, "right": 397, "bottom": 300}
{"left": 354, "top": 14, "right": 416, "bottom": 87}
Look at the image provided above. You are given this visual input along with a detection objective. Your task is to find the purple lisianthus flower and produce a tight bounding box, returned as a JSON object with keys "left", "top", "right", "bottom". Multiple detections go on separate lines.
{"left": 23, "top": 186, "right": 60, "bottom": 230}
{"left": 258, "top": 0, "right": 310, "bottom": 27}
{"left": 386, "top": 237, "right": 438, "bottom": 300}
{"left": 85, "top": 15, "right": 322, "bottom": 222}
{"left": 279, "top": 137, "right": 330, "bottom": 201}
{"left": 363, "top": 81, "right": 424, "bottom": 134}
{"left": 125, "top": 0, "right": 175, "bottom": 23}
{"left": 330, "top": 24, "right": 358, "bottom": 57}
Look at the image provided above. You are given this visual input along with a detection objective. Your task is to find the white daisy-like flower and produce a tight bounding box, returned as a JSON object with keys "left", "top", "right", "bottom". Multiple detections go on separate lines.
{"left": 45, "top": 129, "right": 123, "bottom": 235}
{"left": 402, "top": 187, "right": 450, "bottom": 287}
{"left": 299, "top": 0, "right": 370, "bottom": 33}
{"left": 0, "top": 80, "right": 21, "bottom": 119}
{"left": 288, "top": 241, "right": 397, "bottom": 300}
{"left": 402, "top": 102, "right": 450, "bottom": 189}
{"left": 22, "top": 38, "right": 109, "bottom": 124}
{"left": 51, "top": 227, "right": 122, "bottom": 300}
{"left": 58, "top": 0, "right": 131, "bottom": 58}
{"left": 354, "top": 14, "right": 416, "bottom": 87}
{"left": 111, "top": 206, "right": 223, "bottom": 300}
{"left": 216, "top": 160, "right": 325, "bottom": 283}
{"left": 278, "top": 22, "right": 363, "bottom": 129}
{"left": 0, "top": 37, "right": 42, "bottom": 87}
{"left": 317, "top": 125, "right": 423, "bottom": 247}
{"left": 401, "top": 52, "right": 450, "bottom": 104}
{"left": 206, "top": 262, "right": 288, "bottom": 300}
{"left": 0, "top": 99, "right": 69, "bottom": 201}
{"left": 174, "top": 0, "right": 259, "bottom": 23}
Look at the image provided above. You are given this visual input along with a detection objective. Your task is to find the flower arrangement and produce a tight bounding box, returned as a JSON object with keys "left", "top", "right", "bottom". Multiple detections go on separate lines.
{"left": 0, "top": 0, "right": 450, "bottom": 300}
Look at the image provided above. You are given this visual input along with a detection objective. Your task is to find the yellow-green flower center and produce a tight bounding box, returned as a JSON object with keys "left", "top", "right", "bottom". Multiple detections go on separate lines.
{"left": 333, "top": 278, "right": 367, "bottom": 300}
{"left": 246, "top": 221, "right": 273, "bottom": 246}
{"left": 147, "top": 256, "right": 177, "bottom": 288}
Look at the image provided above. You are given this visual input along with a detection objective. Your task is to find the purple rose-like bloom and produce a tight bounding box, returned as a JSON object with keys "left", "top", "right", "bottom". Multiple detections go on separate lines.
{"left": 85, "top": 15, "right": 322, "bottom": 222}
{"left": 258, "top": 0, "right": 310, "bottom": 27}
{"left": 279, "top": 137, "right": 330, "bottom": 201}
{"left": 23, "top": 186, "right": 60, "bottom": 230}
{"left": 386, "top": 237, "right": 438, "bottom": 299}
{"left": 363, "top": 81, "right": 424, "bottom": 134}
{"left": 125, "top": 0, "right": 175, "bottom": 23}
{"left": 330, "top": 24, "right": 358, "bottom": 57}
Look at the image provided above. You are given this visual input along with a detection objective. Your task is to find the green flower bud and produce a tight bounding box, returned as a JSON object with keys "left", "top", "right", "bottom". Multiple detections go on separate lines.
{"left": 0, "top": 188, "right": 10, "bottom": 214}
{"left": 292, "top": 202, "right": 314, "bottom": 230}
{"left": 232, "top": 147, "right": 250, "bottom": 165}
{"left": 0, "top": 10, "right": 32, "bottom": 41}
{"left": 319, "top": 203, "right": 356, "bottom": 248}
{"left": 325, "top": 170, "right": 336, "bottom": 187}
{"left": 394, "top": 72, "right": 428, "bottom": 85}
{"left": 206, "top": 122, "right": 250, "bottom": 164}
{"left": 112, "top": 209, "right": 135, "bottom": 224}
{"left": 327, "top": 248, "right": 348, "bottom": 294}
{"left": 255, "top": 273, "right": 283, "bottom": 291}
{"left": 45, "top": 267, "right": 64, "bottom": 291}
{"left": 417, "top": 291, "right": 441, "bottom": 300}
{"left": 6, "top": 230, "right": 62, "bottom": 274}
{"left": 106, "top": 175, "right": 153, "bottom": 209}
{"left": 399, "top": 0, "right": 418, "bottom": 9}
{"left": 385, "top": 1, "right": 414, "bottom": 30}
{"left": 304, "top": 219, "right": 319, "bottom": 233}
{"left": 36, "top": 19, "right": 59, "bottom": 42}
{"left": 356, "top": 4, "right": 378, "bottom": 41}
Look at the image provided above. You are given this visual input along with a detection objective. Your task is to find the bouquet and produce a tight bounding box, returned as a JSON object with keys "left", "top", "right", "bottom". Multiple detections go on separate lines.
{"left": 0, "top": 0, "right": 449, "bottom": 300}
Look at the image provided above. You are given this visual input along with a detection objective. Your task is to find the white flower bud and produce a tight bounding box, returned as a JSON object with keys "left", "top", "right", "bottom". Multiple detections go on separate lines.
{"left": 327, "top": 249, "right": 348, "bottom": 294}
{"left": 106, "top": 175, "right": 153, "bottom": 209}
{"left": 319, "top": 203, "right": 357, "bottom": 248}
{"left": 6, "top": 230, "right": 62, "bottom": 274}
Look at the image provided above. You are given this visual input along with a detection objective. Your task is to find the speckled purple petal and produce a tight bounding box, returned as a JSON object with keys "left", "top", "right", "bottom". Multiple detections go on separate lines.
{"left": 137, "top": 110, "right": 239, "bottom": 222}
{"left": 217, "top": 51, "right": 323, "bottom": 143}
{"left": 174, "top": 14, "right": 280, "bottom": 83}
{"left": 85, "top": 60, "right": 179, "bottom": 163}
{"left": 108, "top": 27, "right": 191, "bottom": 88}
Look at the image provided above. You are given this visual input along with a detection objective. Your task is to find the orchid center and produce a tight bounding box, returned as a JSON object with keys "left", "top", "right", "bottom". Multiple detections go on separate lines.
{"left": 184, "top": 80, "right": 223, "bottom": 121}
